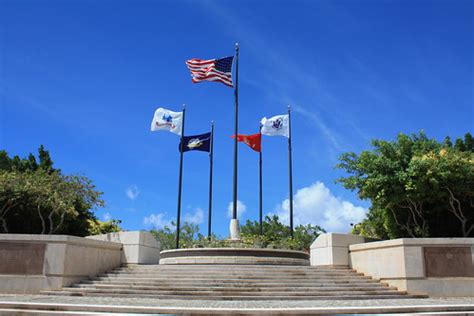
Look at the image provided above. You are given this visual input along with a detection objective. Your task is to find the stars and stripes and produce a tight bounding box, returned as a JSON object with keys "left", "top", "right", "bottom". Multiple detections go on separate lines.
{"left": 186, "top": 56, "right": 234, "bottom": 88}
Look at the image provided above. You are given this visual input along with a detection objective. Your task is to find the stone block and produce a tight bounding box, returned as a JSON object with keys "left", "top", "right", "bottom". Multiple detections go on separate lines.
{"left": 88, "top": 231, "right": 160, "bottom": 264}
{"left": 310, "top": 233, "right": 365, "bottom": 267}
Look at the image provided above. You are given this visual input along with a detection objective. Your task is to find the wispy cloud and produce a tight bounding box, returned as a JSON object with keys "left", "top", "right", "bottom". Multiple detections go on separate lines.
{"left": 227, "top": 200, "right": 247, "bottom": 219}
{"left": 199, "top": 1, "right": 366, "bottom": 153}
{"left": 102, "top": 212, "right": 112, "bottom": 221}
{"left": 292, "top": 105, "right": 344, "bottom": 152}
{"left": 126, "top": 185, "right": 140, "bottom": 201}
{"left": 274, "top": 181, "right": 367, "bottom": 233}
{"left": 143, "top": 213, "right": 171, "bottom": 229}
{"left": 184, "top": 207, "right": 204, "bottom": 225}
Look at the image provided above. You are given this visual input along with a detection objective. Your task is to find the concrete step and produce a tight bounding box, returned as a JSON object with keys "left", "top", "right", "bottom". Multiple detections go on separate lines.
{"left": 80, "top": 280, "right": 386, "bottom": 287}
{"left": 108, "top": 270, "right": 364, "bottom": 276}
{"left": 42, "top": 290, "right": 426, "bottom": 300}
{"left": 108, "top": 267, "right": 361, "bottom": 273}
{"left": 71, "top": 283, "right": 395, "bottom": 292}
{"left": 47, "top": 287, "right": 406, "bottom": 296}
{"left": 96, "top": 274, "right": 372, "bottom": 281}
{"left": 92, "top": 278, "right": 376, "bottom": 286}
{"left": 44, "top": 264, "right": 422, "bottom": 301}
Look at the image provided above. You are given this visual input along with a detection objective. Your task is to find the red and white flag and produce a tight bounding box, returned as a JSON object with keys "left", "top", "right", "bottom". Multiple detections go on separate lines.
{"left": 231, "top": 133, "right": 261, "bottom": 152}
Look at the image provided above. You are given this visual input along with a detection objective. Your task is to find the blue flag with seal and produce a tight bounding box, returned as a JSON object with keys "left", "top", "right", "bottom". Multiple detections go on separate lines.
{"left": 179, "top": 132, "right": 211, "bottom": 153}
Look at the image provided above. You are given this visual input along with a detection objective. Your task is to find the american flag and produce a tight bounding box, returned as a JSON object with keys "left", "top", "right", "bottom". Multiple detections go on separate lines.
{"left": 185, "top": 56, "right": 234, "bottom": 88}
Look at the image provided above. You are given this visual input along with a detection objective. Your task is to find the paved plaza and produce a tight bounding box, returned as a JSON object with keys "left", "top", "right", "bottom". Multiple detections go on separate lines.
{"left": 0, "top": 294, "right": 473, "bottom": 314}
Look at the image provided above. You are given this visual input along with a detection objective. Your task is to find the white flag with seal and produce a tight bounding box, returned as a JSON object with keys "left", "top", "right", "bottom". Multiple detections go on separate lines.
{"left": 260, "top": 114, "right": 289, "bottom": 138}
{"left": 150, "top": 108, "right": 183, "bottom": 135}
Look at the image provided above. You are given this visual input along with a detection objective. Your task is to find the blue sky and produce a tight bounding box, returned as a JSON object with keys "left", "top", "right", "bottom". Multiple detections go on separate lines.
{"left": 1, "top": 0, "right": 472, "bottom": 237}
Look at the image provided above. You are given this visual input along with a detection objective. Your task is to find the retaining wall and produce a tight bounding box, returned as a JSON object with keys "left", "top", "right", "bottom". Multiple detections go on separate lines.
{"left": 0, "top": 234, "right": 122, "bottom": 294}
{"left": 310, "top": 233, "right": 474, "bottom": 297}
{"left": 349, "top": 238, "right": 474, "bottom": 297}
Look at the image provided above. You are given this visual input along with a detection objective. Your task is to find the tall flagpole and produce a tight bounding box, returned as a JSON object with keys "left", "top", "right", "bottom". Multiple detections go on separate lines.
{"left": 259, "top": 126, "right": 263, "bottom": 236}
{"left": 288, "top": 105, "right": 294, "bottom": 238}
{"left": 176, "top": 104, "right": 186, "bottom": 249}
{"left": 230, "top": 43, "right": 240, "bottom": 240}
{"left": 208, "top": 121, "right": 215, "bottom": 240}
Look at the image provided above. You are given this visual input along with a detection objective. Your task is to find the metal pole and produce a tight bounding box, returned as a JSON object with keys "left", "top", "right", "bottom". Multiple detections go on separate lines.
{"left": 208, "top": 121, "right": 214, "bottom": 240}
{"left": 287, "top": 105, "right": 294, "bottom": 238}
{"left": 259, "top": 127, "right": 263, "bottom": 236}
{"left": 176, "top": 105, "right": 186, "bottom": 249}
{"left": 232, "top": 43, "right": 239, "bottom": 220}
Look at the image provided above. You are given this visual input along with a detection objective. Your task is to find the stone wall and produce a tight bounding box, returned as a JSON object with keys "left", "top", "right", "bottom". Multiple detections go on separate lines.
{"left": 0, "top": 234, "right": 122, "bottom": 294}
{"left": 349, "top": 238, "right": 474, "bottom": 297}
{"left": 310, "top": 233, "right": 474, "bottom": 297}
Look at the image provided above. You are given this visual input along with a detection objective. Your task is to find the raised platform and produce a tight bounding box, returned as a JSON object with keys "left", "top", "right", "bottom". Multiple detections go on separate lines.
{"left": 159, "top": 248, "right": 310, "bottom": 265}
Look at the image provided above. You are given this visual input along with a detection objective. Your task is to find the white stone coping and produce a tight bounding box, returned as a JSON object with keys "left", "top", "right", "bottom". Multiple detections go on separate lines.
{"left": 161, "top": 247, "right": 309, "bottom": 256}
{"left": 0, "top": 234, "right": 122, "bottom": 250}
{"left": 87, "top": 231, "right": 159, "bottom": 248}
{"left": 349, "top": 238, "right": 474, "bottom": 252}
{"left": 160, "top": 255, "right": 310, "bottom": 266}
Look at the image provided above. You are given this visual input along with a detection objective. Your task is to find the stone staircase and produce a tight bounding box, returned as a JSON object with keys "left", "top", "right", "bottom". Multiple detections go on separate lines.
{"left": 42, "top": 265, "right": 426, "bottom": 300}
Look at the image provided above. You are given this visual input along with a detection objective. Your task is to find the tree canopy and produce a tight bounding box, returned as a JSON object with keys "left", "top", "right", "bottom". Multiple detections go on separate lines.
{"left": 0, "top": 146, "right": 120, "bottom": 235}
{"left": 337, "top": 132, "right": 474, "bottom": 239}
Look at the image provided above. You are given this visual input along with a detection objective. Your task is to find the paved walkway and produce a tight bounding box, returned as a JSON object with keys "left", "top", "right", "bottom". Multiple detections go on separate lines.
{"left": 0, "top": 294, "right": 473, "bottom": 314}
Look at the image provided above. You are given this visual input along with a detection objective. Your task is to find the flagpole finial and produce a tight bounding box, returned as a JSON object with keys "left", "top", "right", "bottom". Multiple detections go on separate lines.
{"left": 287, "top": 105, "right": 291, "bottom": 111}
{"left": 211, "top": 120, "right": 215, "bottom": 125}
{"left": 235, "top": 42, "right": 239, "bottom": 49}
{"left": 182, "top": 104, "right": 186, "bottom": 109}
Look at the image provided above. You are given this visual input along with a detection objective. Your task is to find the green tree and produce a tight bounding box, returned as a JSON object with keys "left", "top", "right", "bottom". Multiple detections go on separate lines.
{"left": 0, "top": 169, "right": 105, "bottom": 234}
{"left": 150, "top": 215, "right": 325, "bottom": 251}
{"left": 0, "top": 171, "right": 28, "bottom": 232}
{"left": 88, "top": 219, "right": 122, "bottom": 235}
{"left": 240, "top": 215, "right": 325, "bottom": 251}
{"left": 150, "top": 221, "right": 201, "bottom": 250}
{"left": 338, "top": 132, "right": 474, "bottom": 239}
{"left": 0, "top": 146, "right": 109, "bottom": 236}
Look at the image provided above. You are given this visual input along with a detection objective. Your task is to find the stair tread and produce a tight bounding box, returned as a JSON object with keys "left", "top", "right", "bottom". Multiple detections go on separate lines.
{"left": 41, "top": 291, "right": 426, "bottom": 300}
{"left": 46, "top": 264, "right": 421, "bottom": 301}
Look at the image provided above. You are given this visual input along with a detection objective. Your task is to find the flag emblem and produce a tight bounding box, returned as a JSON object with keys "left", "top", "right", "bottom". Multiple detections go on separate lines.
{"left": 155, "top": 113, "right": 176, "bottom": 129}
{"left": 272, "top": 118, "right": 283, "bottom": 130}
{"left": 163, "top": 114, "right": 173, "bottom": 123}
{"left": 186, "top": 56, "right": 234, "bottom": 88}
{"left": 187, "top": 137, "right": 207, "bottom": 149}
{"left": 180, "top": 132, "right": 212, "bottom": 153}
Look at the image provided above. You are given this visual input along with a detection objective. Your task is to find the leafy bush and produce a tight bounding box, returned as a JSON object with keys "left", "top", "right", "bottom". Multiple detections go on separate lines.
{"left": 150, "top": 215, "right": 325, "bottom": 252}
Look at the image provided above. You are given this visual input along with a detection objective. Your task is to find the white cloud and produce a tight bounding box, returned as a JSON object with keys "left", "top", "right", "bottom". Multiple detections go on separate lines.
{"left": 102, "top": 212, "right": 111, "bottom": 221}
{"left": 227, "top": 200, "right": 247, "bottom": 219}
{"left": 275, "top": 182, "right": 367, "bottom": 233}
{"left": 184, "top": 208, "right": 204, "bottom": 225}
{"left": 126, "top": 185, "right": 140, "bottom": 201}
{"left": 143, "top": 213, "right": 171, "bottom": 229}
